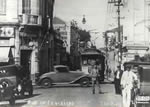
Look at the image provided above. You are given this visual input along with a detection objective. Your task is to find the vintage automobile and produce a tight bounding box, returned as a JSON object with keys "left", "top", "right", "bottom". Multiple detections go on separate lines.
{"left": 37, "top": 65, "right": 91, "bottom": 88}
{"left": 0, "top": 64, "right": 33, "bottom": 105}
{"left": 0, "top": 65, "right": 17, "bottom": 105}
{"left": 124, "top": 61, "right": 150, "bottom": 107}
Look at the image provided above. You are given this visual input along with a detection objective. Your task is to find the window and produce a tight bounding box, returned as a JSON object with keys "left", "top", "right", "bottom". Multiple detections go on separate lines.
{"left": 22, "top": 0, "right": 31, "bottom": 14}
{"left": 56, "top": 67, "right": 69, "bottom": 73}
{"left": 0, "top": 0, "right": 6, "bottom": 15}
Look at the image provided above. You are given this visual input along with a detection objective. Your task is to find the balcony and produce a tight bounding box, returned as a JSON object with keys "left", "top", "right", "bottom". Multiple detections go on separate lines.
{"left": 19, "top": 14, "right": 42, "bottom": 26}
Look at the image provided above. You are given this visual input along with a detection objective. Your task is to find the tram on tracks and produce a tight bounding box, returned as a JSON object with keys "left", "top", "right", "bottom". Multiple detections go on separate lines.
{"left": 80, "top": 48, "right": 105, "bottom": 81}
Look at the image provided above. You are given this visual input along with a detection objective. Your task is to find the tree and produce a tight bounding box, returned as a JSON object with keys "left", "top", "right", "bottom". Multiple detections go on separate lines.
{"left": 78, "top": 29, "right": 91, "bottom": 42}
{"left": 70, "top": 20, "right": 91, "bottom": 43}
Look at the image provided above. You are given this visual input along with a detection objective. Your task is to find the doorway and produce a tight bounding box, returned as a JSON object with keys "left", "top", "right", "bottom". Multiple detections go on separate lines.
{"left": 20, "top": 50, "right": 32, "bottom": 76}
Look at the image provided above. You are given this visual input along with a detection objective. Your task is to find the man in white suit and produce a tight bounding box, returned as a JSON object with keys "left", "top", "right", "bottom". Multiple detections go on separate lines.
{"left": 121, "top": 65, "right": 138, "bottom": 107}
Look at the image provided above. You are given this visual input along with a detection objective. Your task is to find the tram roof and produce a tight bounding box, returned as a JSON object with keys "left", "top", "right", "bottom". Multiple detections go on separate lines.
{"left": 81, "top": 48, "right": 103, "bottom": 55}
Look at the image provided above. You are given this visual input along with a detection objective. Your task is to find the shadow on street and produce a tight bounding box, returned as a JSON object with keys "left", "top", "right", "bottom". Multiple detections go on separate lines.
{"left": 0, "top": 102, "right": 27, "bottom": 107}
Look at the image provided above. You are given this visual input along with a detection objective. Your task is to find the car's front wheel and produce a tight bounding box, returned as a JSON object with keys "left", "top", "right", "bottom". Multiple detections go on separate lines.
{"left": 80, "top": 78, "right": 90, "bottom": 87}
{"left": 41, "top": 79, "right": 52, "bottom": 88}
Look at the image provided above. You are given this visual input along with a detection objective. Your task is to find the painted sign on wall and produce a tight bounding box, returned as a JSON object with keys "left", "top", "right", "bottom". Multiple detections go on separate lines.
{"left": 0, "top": 27, "right": 14, "bottom": 37}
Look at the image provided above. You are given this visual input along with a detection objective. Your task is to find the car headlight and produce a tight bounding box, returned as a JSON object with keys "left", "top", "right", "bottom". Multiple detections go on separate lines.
{"left": 0, "top": 85, "right": 2, "bottom": 88}
{"left": 18, "top": 84, "right": 22, "bottom": 92}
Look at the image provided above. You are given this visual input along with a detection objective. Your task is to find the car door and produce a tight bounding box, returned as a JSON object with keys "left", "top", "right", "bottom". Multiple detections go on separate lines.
{"left": 139, "top": 65, "right": 150, "bottom": 95}
{"left": 68, "top": 71, "right": 84, "bottom": 82}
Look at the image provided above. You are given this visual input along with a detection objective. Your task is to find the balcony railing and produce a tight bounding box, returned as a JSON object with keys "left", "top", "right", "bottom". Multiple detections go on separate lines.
{"left": 19, "top": 14, "right": 42, "bottom": 25}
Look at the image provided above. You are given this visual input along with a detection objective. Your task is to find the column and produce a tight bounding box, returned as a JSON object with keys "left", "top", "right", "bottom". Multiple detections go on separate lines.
{"left": 14, "top": 26, "right": 20, "bottom": 65}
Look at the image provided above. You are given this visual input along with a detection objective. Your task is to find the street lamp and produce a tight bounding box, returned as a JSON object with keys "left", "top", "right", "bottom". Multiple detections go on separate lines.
{"left": 82, "top": 15, "right": 86, "bottom": 24}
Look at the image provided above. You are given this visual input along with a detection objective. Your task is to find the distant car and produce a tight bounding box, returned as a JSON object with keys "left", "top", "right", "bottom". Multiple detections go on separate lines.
{"left": 37, "top": 65, "right": 91, "bottom": 88}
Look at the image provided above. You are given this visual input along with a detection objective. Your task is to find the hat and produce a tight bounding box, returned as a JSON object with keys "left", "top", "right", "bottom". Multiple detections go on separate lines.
{"left": 126, "top": 65, "right": 131, "bottom": 69}
{"left": 117, "top": 65, "right": 121, "bottom": 68}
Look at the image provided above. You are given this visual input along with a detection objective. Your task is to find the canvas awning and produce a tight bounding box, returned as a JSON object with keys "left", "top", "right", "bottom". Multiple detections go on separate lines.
{"left": 0, "top": 47, "right": 11, "bottom": 62}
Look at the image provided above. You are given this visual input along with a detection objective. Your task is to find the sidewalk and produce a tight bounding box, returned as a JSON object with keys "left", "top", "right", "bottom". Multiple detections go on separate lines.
{"left": 101, "top": 73, "right": 115, "bottom": 84}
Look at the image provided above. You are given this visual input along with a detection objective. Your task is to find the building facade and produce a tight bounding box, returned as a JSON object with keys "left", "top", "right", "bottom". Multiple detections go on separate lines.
{"left": 0, "top": 0, "right": 54, "bottom": 83}
{"left": 106, "top": 0, "right": 150, "bottom": 68}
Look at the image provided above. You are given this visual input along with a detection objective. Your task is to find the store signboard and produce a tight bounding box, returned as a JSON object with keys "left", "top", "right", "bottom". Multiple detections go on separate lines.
{"left": 0, "top": 27, "right": 14, "bottom": 37}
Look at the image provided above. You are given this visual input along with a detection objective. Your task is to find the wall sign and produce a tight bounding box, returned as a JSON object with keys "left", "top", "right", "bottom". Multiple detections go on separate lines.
{"left": 0, "top": 27, "right": 14, "bottom": 37}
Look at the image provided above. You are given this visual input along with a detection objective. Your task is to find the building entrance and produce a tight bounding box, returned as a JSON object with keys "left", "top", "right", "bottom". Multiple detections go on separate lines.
{"left": 20, "top": 50, "right": 32, "bottom": 77}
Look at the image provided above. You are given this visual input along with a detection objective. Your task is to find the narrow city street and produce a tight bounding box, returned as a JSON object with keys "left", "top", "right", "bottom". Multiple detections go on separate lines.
{"left": 0, "top": 83, "right": 122, "bottom": 107}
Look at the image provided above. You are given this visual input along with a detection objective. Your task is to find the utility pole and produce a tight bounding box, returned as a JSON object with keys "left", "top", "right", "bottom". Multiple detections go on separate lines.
{"left": 47, "top": 0, "right": 55, "bottom": 71}
{"left": 108, "top": 0, "right": 123, "bottom": 68}
{"left": 117, "top": 0, "right": 122, "bottom": 68}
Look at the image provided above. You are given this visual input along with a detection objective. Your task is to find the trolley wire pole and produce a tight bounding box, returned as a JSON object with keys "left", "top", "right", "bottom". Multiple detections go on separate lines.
{"left": 117, "top": 0, "right": 122, "bottom": 68}
{"left": 108, "top": 0, "right": 123, "bottom": 68}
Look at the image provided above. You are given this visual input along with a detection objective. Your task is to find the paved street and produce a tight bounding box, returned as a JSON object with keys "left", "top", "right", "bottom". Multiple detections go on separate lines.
{"left": 0, "top": 83, "right": 122, "bottom": 107}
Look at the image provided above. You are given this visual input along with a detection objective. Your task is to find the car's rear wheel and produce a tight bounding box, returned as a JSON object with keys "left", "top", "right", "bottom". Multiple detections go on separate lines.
{"left": 80, "top": 78, "right": 90, "bottom": 87}
{"left": 41, "top": 79, "right": 52, "bottom": 88}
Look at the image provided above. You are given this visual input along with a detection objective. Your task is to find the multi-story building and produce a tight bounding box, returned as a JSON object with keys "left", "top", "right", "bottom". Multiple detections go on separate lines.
{"left": 0, "top": 0, "right": 54, "bottom": 83}
{"left": 106, "top": 0, "right": 150, "bottom": 67}
{"left": 53, "top": 17, "right": 71, "bottom": 53}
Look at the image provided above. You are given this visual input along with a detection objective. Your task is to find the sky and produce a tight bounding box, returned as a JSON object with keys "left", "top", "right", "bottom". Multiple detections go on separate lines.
{"left": 54, "top": 0, "right": 108, "bottom": 48}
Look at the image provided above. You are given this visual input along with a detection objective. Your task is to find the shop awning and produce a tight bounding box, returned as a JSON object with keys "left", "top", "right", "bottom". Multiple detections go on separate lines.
{"left": 0, "top": 47, "right": 10, "bottom": 62}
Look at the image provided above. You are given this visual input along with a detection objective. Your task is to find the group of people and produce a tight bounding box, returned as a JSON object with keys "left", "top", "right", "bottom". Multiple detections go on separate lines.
{"left": 114, "top": 65, "right": 139, "bottom": 107}
{"left": 88, "top": 60, "right": 139, "bottom": 107}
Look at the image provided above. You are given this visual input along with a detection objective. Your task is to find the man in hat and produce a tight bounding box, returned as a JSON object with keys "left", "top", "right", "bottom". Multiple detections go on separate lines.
{"left": 121, "top": 65, "right": 138, "bottom": 107}
{"left": 114, "top": 65, "right": 123, "bottom": 94}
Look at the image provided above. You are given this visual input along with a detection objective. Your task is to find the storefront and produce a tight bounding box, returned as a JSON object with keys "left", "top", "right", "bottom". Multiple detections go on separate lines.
{"left": 0, "top": 26, "right": 16, "bottom": 66}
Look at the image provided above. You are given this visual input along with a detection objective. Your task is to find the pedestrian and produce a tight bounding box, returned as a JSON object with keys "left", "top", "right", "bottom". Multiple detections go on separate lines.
{"left": 88, "top": 60, "right": 102, "bottom": 94}
{"left": 120, "top": 65, "right": 138, "bottom": 107}
{"left": 114, "top": 65, "right": 123, "bottom": 95}
{"left": 97, "top": 62, "right": 102, "bottom": 82}
{"left": 108, "top": 67, "right": 112, "bottom": 78}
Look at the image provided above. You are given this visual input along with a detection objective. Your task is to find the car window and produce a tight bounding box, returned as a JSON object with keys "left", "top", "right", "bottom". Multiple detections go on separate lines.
{"left": 55, "top": 67, "right": 69, "bottom": 73}
{"left": 139, "top": 66, "right": 150, "bottom": 82}
{"left": 0, "top": 65, "right": 19, "bottom": 77}
{"left": 0, "top": 69, "right": 16, "bottom": 77}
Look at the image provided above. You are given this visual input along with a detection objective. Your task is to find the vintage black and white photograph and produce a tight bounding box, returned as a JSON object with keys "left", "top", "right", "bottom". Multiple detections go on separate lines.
{"left": 0, "top": 0, "right": 150, "bottom": 107}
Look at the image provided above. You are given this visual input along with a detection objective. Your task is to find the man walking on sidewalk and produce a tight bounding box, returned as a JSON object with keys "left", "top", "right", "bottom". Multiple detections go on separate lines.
{"left": 88, "top": 60, "right": 102, "bottom": 94}
{"left": 121, "top": 65, "right": 138, "bottom": 107}
{"left": 114, "top": 65, "right": 123, "bottom": 95}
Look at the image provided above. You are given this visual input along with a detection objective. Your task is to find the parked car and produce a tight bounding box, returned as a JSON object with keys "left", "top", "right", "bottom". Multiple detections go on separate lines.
{"left": 124, "top": 61, "right": 150, "bottom": 107}
{"left": 0, "top": 65, "right": 17, "bottom": 105}
{"left": 37, "top": 65, "right": 91, "bottom": 88}
{"left": 0, "top": 64, "right": 33, "bottom": 104}
{"left": 17, "top": 66, "right": 33, "bottom": 96}
{"left": 0, "top": 79, "right": 15, "bottom": 105}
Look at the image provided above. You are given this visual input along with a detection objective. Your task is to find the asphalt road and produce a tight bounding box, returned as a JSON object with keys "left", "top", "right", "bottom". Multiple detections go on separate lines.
{"left": 0, "top": 84, "right": 122, "bottom": 107}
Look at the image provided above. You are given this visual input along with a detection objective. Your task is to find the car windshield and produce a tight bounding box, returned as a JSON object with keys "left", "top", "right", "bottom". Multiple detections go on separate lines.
{"left": 0, "top": 69, "right": 16, "bottom": 77}
{"left": 55, "top": 67, "right": 69, "bottom": 73}
{"left": 0, "top": 65, "right": 22, "bottom": 78}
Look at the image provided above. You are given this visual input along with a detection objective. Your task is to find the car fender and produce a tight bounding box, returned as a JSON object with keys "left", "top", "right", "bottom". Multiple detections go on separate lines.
{"left": 70, "top": 75, "right": 91, "bottom": 84}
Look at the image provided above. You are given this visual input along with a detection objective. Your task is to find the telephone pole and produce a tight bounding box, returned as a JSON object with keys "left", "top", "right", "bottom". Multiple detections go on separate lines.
{"left": 108, "top": 0, "right": 123, "bottom": 68}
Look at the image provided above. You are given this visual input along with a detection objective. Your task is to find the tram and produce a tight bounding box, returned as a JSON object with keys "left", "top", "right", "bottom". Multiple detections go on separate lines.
{"left": 80, "top": 48, "right": 105, "bottom": 81}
